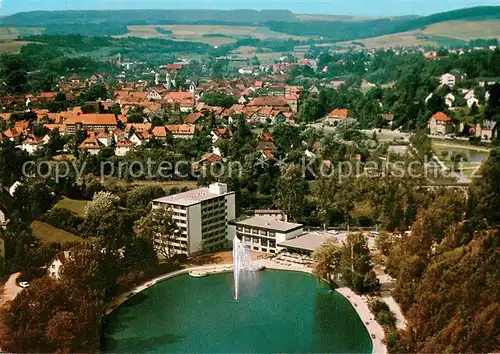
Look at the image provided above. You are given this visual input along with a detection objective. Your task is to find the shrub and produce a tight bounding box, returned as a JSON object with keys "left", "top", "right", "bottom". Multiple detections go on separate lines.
{"left": 43, "top": 208, "right": 84, "bottom": 235}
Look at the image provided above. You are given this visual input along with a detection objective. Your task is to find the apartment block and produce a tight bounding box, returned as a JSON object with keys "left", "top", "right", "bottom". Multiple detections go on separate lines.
{"left": 152, "top": 183, "right": 236, "bottom": 256}
{"left": 229, "top": 216, "right": 304, "bottom": 254}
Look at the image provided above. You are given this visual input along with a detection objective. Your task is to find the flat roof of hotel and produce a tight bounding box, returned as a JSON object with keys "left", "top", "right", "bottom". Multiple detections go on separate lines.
{"left": 231, "top": 216, "right": 303, "bottom": 233}
{"left": 278, "top": 231, "right": 348, "bottom": 252}
{"left": 153, "top": 188, "right": 234, "bottom": 206}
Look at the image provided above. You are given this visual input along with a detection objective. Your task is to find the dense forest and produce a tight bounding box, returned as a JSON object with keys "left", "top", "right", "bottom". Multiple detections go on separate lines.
{"left": 385, "top": 150, "right": 500, "bottom": 352}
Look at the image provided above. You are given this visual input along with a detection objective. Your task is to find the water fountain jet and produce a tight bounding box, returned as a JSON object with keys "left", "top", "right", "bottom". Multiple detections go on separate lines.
{"left": 232, "top": 236, "right": 252, "bottom": 300}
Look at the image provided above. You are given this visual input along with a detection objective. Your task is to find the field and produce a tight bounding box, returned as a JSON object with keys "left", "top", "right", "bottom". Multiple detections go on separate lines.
{"left": 55, "top": 197, "right": 89, "bottom": 216}
{"left": 120, "top": 25, "right": 307, "bottom": 45}
{"left": 422, "top": 20, "right": 500, "bottom": 40}
{"left": 0, "top": 41, "right": 33, "bottom": 54}
{"left": 229, "top": 45, "right": 283, "bottom": 63}
{"left": 31, "top": 220, "right": 84, "bottom": 244}
{"left": 336, "top": 20, "right": 500, "bottom": 49}
{"left": 0, "top": 27, "right": 45, "bottom": 40}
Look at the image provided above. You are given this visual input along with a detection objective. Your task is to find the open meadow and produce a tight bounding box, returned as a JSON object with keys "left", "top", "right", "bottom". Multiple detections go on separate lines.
{"left": 31, "top": 220, "right": 84, "bottom": 245}
{"left": 119, "top": 24, "right": 307, "bottom": 45}
{"left": 0, "top": 41, "right": 32, "bottom": 54}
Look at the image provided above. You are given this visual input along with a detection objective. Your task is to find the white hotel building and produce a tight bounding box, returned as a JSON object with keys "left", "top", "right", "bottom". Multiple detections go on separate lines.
{"left": 229, "top": 216, "right": 304, "bottom": 254}
{"left": 152, "top": 183, "right": 236, "bottom": 256}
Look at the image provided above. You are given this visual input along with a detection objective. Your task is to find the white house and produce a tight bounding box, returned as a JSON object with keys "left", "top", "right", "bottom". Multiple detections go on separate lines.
{"left": 464, "top": 90, "right": 476, "bottom": 100}
{"left": 445, "top": 93, "right": 455, "bottom": 108}
{"left": 97, "top": 131, "right": 113, "bottom": 147}
{"left": 428, "top": 112, "right": 454, "bottom": 135}
{"left": 440, "top": 73, "right": 456, "bottom": 87}
{"left": 114, "top": 137, "right": 136, "bottom": 156}
{"left": 47, "top": 245, "right": 87, "bottom": 280}
{"left": 467, "top": 97, "right": 479, "bottom": 108}
{"left": 9, "top": 181, "right": 22, "bottom": 197}
{"left": 20, "top": 135, "right": 44, "bottom": 155}
{"left": 147, "top": 87, "right": 167, "bottom": 101}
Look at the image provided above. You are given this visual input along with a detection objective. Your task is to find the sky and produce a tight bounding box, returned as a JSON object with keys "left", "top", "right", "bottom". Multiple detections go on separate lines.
{"left": 1, "top": 0, "right": 499, "bottom": 17}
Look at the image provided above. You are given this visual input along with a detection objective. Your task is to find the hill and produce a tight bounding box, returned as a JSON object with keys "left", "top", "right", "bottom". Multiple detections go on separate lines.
{"left": 0, "top": 6, "right": 499, "bottom": 45}
{"left": 267, "top": 6, "right": 500, "bottom": 41}
{"left": 0, "top": 9, "right": 296, "bottom": 27}
{"left": 336, "top": 20, "right": 500, "bottom": 49}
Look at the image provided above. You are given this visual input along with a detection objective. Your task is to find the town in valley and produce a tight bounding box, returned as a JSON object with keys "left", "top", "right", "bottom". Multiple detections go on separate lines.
{"left": 0, "top": 3, "right": 497, "bottom": 354}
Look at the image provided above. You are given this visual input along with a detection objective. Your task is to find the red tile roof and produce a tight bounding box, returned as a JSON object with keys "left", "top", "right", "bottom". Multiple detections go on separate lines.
{"left": 151, "top": 126, "right": 169, "bottom": 138}
{"left": 431, "top": 112, "right": 452, "bottom": 122}
{"left": 116, "top": 137, "right": 136, "bottom": 147}
{"left": 213, "top": 128, "right": 233, "bottom": 137}
{"left": 201, "top": 153, "right": 222, "bottom": 163}
{"left": 184, "top": 112, "right": 203, "bottom": 124}
{"left": 166, "top": 64, "right": 184, "bottom": 71}
{"left": 23, "top": 134, "right": 43, "bottom": 145}
{"left": 263, "top": 151, "right": 274, "bottom": 159}
{"left": 285, "top": 93, "right": 300, "bottom": 100}
{"left": 248, "top": 96, "right": 288, "bottom": 107}
{"left": 328, "top": 108, "right": 350, "bottom": 119}
{"left": 3, "top": 128, "right": 20, "bottom": 139}
{"left": 65, "top": 114, "right": 118, "bottom": 126}
{"left": 125, "top": 123, "right": 152, "bottom": 133}
{"left": 260, "top": 132, "right": 274, "bottom": 142}
{"left": 166, "top": 124, "right": 196, "bottom": 136}
{"left": 79, "top": 132, "right": 104, "bottom": 150}
{"left": 165, "top": 92, "right": 195, "bottom": 103}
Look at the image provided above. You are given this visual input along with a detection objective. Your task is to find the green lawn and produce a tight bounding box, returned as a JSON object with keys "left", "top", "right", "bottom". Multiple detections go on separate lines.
{"left": 55, "top": 198, "right": 89, "bottom": 216}
{"left": 31, "top": 221, "right": 84, "bottom": 244}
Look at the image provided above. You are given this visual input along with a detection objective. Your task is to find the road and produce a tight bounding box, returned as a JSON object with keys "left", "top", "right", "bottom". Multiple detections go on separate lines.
{"left": 0, "top": 273, "right": 22, "bottom": 307}
{"left": 309, "top": 123, "right": 411, "bottom": 140}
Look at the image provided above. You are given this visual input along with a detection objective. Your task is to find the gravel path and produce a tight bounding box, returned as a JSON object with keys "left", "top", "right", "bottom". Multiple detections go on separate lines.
{"left": 0, "top": 273, "right": 22, "bottom": 307}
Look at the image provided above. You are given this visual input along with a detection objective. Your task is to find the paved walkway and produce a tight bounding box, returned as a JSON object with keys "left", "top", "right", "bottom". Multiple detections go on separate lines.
{"left": 0, "top": 273, "right": 22, "bottom": 307}
{"left": 336, "top": 287, "right": 387, "bottom": 354}
{"left": 376, "top": 269, "right": 407, "bottom": 331}
{"left": 380, "top": 291, "right": 407, "bottom": 330}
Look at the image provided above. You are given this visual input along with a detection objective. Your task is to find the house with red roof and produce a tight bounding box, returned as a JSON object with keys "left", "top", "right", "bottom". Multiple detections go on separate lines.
{"left": 428, "top": 112, "right": 454, "bottom": 135}
{"left": 115, "top": 137, "right": 136, "bottom": 156}
{"left": 285, "top": 93, "right": 300, "bottom": 113}
{"left": 166, "top": 124, "right": 196, "bottom": 139}
{"left": 65, "top": 114, "right": 118, "bottom": 133}
{"left": 37, "top": 92, "right": 58, "bottom": 102}
{"left": 150, "top": 126, "right": 168, "bottom": 140}
{"left": 3, "top": 128, "right": 19, "bottom": 141}
{"left": 79, "top": 132, "right": 104, "bottom": 155}
{"left": 184, "top": 112, "right": 203, "bottom": 124}
{"left": 165, "top": 92, "right": 195, "bottom": 112}
{"left": 248, "top": 96, "right": 290, "bottom": 111}
{"left": 148, "top": 87, "right": 168, "bottom": 101}
{"left": 325, "top": 108, "right": 351, "bottom": 126}
{"left": 166, "top": 63, "right": 184, "bottom": 72}
{"left": 20, "top": 134, "right": 44, "bottom": 155}
{"left": 97, "top": 131, "right": 113, "bottom": 147}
